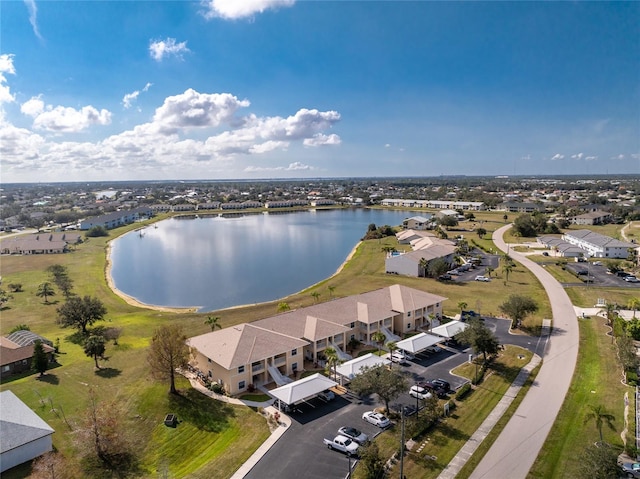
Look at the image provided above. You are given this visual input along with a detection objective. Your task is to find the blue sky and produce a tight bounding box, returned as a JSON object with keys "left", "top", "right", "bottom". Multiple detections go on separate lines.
{"left": 1, "top": 0, "right": 638, "bottom": 182}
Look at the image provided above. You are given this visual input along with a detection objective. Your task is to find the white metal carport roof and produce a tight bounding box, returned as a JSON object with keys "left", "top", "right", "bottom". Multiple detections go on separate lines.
{"left": 430, "top": 320, "right": 469, "bottom": 338}
{"left": 395, "top": 332, "right": 443, "bottom": 353}
{"left": 334, "top": 353, "right": 391, "bottom": 381}
{"left": 269, "top": 373, "right": 338, "bottom": 406}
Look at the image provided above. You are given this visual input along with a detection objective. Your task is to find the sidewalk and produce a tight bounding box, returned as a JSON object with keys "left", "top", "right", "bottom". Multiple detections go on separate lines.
{"left": 437, "top": 353, "right": 543, "bottom": 479}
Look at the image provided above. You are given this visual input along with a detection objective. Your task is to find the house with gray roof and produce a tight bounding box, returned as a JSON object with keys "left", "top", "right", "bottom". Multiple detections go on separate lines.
{"left": 562, "top": 229, "right": 636, "bottom": 259}
{"left": 0, "top": 390, "right": 55, "bottom": 473}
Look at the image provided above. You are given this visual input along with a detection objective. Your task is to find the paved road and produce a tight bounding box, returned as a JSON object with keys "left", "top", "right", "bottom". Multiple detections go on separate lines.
{"left": 469, "top": 225, "right": 580, "bottom": 479}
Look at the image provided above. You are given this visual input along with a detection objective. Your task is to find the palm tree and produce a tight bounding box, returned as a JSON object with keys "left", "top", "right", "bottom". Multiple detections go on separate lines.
{"left": 327, "top": 285, "right": 336, "bottom": 298}
{"left": 502, "top": 263, "right": 514, "bottom": 282}
{"left": 324, "top": 347, "right": 339, "bottom": 381}
{"left": 485, "top": 266, "right": 494, "bottom": 278}
{"left": 311, "top": 291, "right": 321, "bottom": 303}
{"left": 419, "top": 257, "right": 428, "bottom": 277}
{"left": 371, "top": 331, "right": 386, "bottom": 354}
{"left": 277, "top": 302, "right": 291, "bottom": 313}
{"left": 457, "top": 301, "right": 468, "bottom": 314}
{"left": 583, "top": 404, "right": 615, "bottom": 443}
{"left": 627, "top": 298, "right": 640, "bottom": 318}
{"left": 386, "top": 341, "right": 397, "bottom": 368}
{"left": 36, "top": 282, "right": 55, "bottom": 304}
{"left": 599, "top": 302, "right": 619, "bottom": 326}
{"left": 204, "top": 315, "right": 222, "bottom": 332}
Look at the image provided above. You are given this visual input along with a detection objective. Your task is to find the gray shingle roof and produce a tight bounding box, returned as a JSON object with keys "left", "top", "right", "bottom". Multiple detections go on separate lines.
{"left": 0, "top": 390, "right": 54, "bottom": 454}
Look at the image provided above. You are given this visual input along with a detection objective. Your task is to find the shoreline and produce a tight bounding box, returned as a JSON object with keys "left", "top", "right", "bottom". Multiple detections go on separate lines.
{"left": 104, "top": 238, "right": 362, "bottom": 315}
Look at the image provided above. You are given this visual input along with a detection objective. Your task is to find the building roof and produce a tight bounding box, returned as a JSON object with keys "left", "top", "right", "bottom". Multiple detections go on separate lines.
{"left": 269, "top": 373, "right": 338, "bottom": 405}
{"left": 431, "top": 320, "right": 469, "bottom": 338}
{"left": 335, "top": 353, "right": 391, "bottom": 380}
{"left": 564, "top": 229, "right": 635, "bottom": 249}
{"left": 0, "top": 390, "right": 54, "bottom": 454}
{"left": 395, "top": 332, "right": 443, "bottom": 353}
{"left": 0, "top": 336, "right": 54, "bottom": 367}
{"left": 187, "top": 324, "right": 309, "bottom": 370}
{"left": 6, "top": 330, "right": 53, "bottom": 347}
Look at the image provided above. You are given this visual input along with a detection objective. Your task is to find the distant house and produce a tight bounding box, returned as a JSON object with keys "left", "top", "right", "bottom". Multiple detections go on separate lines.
{"left": 571, "top": 210, "right": 613, "bottom": 226}
{"left": 79, "top": 206, "right": 152, "bottom": 230}
{"left": 381, "top": 199, "right": 485, "bottom": 211}
{"left": 562, "top": 229, "right": 635, "bottom": 259}
{"left": 0, "top": 232, "right": 82, "bottom": 255}
{"left": 500, "top": 202, "right": 545, "bottom": 213}
{"left": 1, "top": 331, "right": 55, "bottom": 379}
{"left": 402, "top": 215, "right": 433, "bottom": 230}
{"left": 0, "top": 390, "right": 55, "bottom": 473}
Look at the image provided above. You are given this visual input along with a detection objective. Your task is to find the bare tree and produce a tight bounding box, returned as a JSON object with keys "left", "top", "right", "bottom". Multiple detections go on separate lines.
{"left": 147, "top": 324, "right": 189, "bottom": 394}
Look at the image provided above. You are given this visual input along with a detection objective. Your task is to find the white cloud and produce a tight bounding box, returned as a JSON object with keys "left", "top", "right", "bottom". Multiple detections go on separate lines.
{"left": 152, "top": 88, "right": 250, "bottom": 133}
{"left": 550, "top": 153, "right": 564, "bottom": 161}
{"left": 122, "top": 83, "right": 152, "bottom": 109}
{"left": 585, "top": 156, "right": 598, "bottom": 161}
{"left": 249, "top": 140, "right": 289, "bottom": 154}
{"left": 244, "top": 161, "right": 313, "bottom": 172}
{"left": 24, "top": 0, "right": 43, "bottom": 40}
{"left": 149, "top": 38, "right": 190, "bottom": 62}
{"left": 571, "top": 152, "right": 584, "bottom": 160}
{"left": 303, "top": 133, "right": 341, "bottom": 147}
{"left": 611, "top": 154, "right": 626, "bottom": 160}
{"left": 0, "top": 54, "right": 16, "bottom": 105}
{"left": 384, "top": 143, "right": 391, "bottom": 148}
{"left": 201, "top": 0, "right": 295, "bottom": 20}
{"left": 21, "top": 100, "right": 112, "bottom": 133}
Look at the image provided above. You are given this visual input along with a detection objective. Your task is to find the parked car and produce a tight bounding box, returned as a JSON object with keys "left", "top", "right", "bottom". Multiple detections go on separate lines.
{"left": 338, "top": 426, "right": 369, "bottom": 445}
{"left": 447, "top": 269, "right": 460, "bottom": 276}
{"left": 323, "top": 435, "right": 359, "bottom": 456}
{"left": 390, "top": 403, "right": 417, "bottom": 417}
{"left": 575, "top": 270, "right": 588, "bottom": 276}
{"left": 390, "top": 351, "right": 408, "bottom": 364}
{"left": 624, "top": 276, "right": 639, "bottom": 283}
{"left": 621, "top": 462, "right": 640, "bottom": 478}
{"left": 431, "top": 378, "right": 451, "bottom": 392}
{"left": 318, "top": 389, "right": 335, "bottom": 401}
{"left": 425, "top": 345, "right": 442, "bottom": 354}
{"left": 418, "top": 380, "right": 448, "bottom": 398}
{"left": 593, "top": 261, "right": 602, "bottom": 266}
{"left": 542, "top": 251, "right": 549, "bottom": 256}
{"left": 474, "top": 275, "right": 490, "bottom": 282}
{"left": 438, "top": 273, "right": 452, "bottom": 281}
{"left": 409, "top": 385, "right": 433, "bottom": 400}
{"left": 362, "top": 411, "right": 390, "bottom": 428}
{"left": 461, "top": 310, "right": 481, "bottom": 321}
{"left": 616, "top": 270, "right": 630, "bottom": 277}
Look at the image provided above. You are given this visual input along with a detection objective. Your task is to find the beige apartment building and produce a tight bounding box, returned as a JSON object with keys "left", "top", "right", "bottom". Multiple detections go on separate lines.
{"left": 188, "top": 284, "right": 447, "bottom": 396}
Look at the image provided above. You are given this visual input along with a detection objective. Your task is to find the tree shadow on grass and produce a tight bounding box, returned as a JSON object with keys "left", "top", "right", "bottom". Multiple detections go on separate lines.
{"left": 430, "top": 421, "right": 469, "bottom": 446}
{"left": 95, "top": 368, "right": 122, "bottom": 379}
{"left": 35, "top": 373, "right": 60, "bottom": 385}
{"left": 168, "top": 388, "right": 235, "bottom": 432}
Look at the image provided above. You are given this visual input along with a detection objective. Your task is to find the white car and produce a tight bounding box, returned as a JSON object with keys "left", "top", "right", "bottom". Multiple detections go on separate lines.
{"left": 624, "top": 276, "right": 639, "bottom": 283}
{"left": 362, "top": 411, "right": 390, "bottom": 428}
{"left": 474, "top": 275, "right": 490, "bottom": 282}
{"left": 390, "top": 351, "right": 408, "bottom": 364}
{"left": 409, "top": 385, "right": 433, "bottom": 400}
{"left": 338, "top": 426, "right": 369, "bottom": 445}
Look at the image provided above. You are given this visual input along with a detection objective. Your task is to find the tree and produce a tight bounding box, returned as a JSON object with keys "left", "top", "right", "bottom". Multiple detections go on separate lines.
{"left": 457, "top": 301, "right": 468, "bottom": 314}
{"left": 349, "top": 365, "right": 408, "bottom": 413}
{"left": 617, "top": 335, "right": 639, "bottom": 373}
{"left": 439, "top": 215, "right": 458, "bottom": 229}
{"left": 8, "top": 283, "right": 22, "bottom": 292}
{"left": 503, "top": 214, "right": 508, "bottom": 223}
{"left": 583, "top": 404, "right": 615, "bottom": 443}
{"left": 324, "top": 346, "right": 339, "bottom": 381}
{"left": 47, "top": 264, "right": 73, "bottom": 299}
{"left": 57, "top": 296, "right": 107, "bottom": 334}
{"left": 599, "top": 302, "right": 619, "bottom": 326}
{"left": 419, "top": 257, "right": 428, "bottom": 278}
{"left": 327, "top": 285, "right": 336, "bottom": 298}
{"left": 485, "top": 266, "right": 494, "bottom": 278}
{"left": 83, "top": 335, "right": 106, "bottom": 369}
{"left": 36, "top": 282, "right": 56, "bottom": 304}
{"left": 502, "top": 262, "right": 514, "bottom": 282}
{"left": 86, "top": 225, "right": 109, "bottom": 237}
{"left": 9, "top": 323, "right": 30, "bottom": 333}
{"left": 427, "top": 257, "right": 450, "bottom": 278}
{"left": 456, "top": 319, "right": 500, "bottom": 364}
{"left": 147, "top": 324, "right": 189, "bottom": 394}
{"left": 499, "top": 294, "right": 539, "bottom": 329}
{"left": 55, "top": 275, "right": 74, "bottom": 299}
{"left": 31, "top": 451, "right": 74, "bottom": 479}
{"left": 277, "top": 302, "right": 291, "bottom": 313}
{"left": 311, "top": 291, "right": 321, "bottom": 303}
{"left": 627, "top": 298, "right": 640, "bottom": 319}
{"left": 476, "top": 227, "right": 487, "bottom": 239}
{"left": 577, "top": 443, "right": 622, "bottom": 479}
{"left": 204, "top": 315, "right": 222, "bottom": 332}
{"left": 32, "top": 340, "right": 49, "bottom": 376}
{"left": 386, "top": 341, "right": 397, "bottom": 369}
{"left": 359, "top": 442, "right": 385, "bottom": 479}
{"left": 371, "top": 331, "right": 386, "bottom": 354}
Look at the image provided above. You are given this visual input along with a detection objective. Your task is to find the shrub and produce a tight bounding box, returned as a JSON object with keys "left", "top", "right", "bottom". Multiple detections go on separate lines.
{"left": 626, "top": 369, "right": 638, "bottom": 386}
{"left": 455, "top": 383, "right": 472, "bottom": 400}
{"left": 209, "top": 383, "right": 225, "bottom": 395}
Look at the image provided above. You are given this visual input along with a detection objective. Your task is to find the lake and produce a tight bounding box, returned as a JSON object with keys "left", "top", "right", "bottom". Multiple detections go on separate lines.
{"left": 109, "top": 208, "right": 412, "bottom": 312}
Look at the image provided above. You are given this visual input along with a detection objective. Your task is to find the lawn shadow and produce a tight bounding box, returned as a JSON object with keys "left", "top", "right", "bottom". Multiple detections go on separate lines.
{"left": 35, "top": 373, "right": 60, "bottom": 385}
{"left": 168, "top": 388, "right": 234, "bottom": 432}
{"left": 94, "top": 367, "right": 122, "bottom": 379}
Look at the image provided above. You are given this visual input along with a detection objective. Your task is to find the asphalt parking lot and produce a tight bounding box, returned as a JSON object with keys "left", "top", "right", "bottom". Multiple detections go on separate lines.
{"left": 245, "top": 317, "right": 539, "bottom": 479}
{"left": 563, "top": 262, "right": 640, "bottom": 288}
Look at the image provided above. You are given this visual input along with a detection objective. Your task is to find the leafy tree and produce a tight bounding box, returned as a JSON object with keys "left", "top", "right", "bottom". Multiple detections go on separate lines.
{"left": 36, "top": 282, "right": 56, "bottom": 304}
{"left": 204, "top": 315, "right": 222, "bottom": 332}
{"left": 503, "top": 214, "right": 508, "bottom": 223}
{"left": 55, "top": 275, "right": 74, "bottom": 299}
{"left": 324, "top": 346, "right": 340, "bottom": 381}
{"left": 485, "top": 266, "right": 494, "bottom": 278}
{"left": 277, "top": 302, "right": 291, "bottom": 313}
{"left": 617, "top": 335, "right": 639, "bottom": 373}
{"left": 349, "top": 364, "right": 408, "bottom": 413}
{"left": 439, "top": 215, "right": 458, "bottom": 229}
{"left": 499, "top": 295, "right": 539, "bottom": 329}
{"left": 57, "top": 295, "right": 107, "bottom": 334}
{"left": 427, "top": 257, "right": 450, "bottom": 278}
{"left": 456, "top": 318, "right": 500, "bottom": 363}
{"left": 103, "top": 327, "right": 122, "bottom": 345}
{"left": 8, "top": 283, "right": 22, "bottom": 292}
{"left": 147, "top": 324, "right": 189, "bottom": 394}
{"left": 371, "top": 331, "right": 386, "bottom": 354}
{"left": 583, "top": 404, "right": 615, "bottom": 443}
{"left": 0, "top": 288, "right": 13, "bottom": 308}
{"left": 359, "top": 442, "right": 385, "bottom": 479}
{"left": 627, "top": 298, "right": 640, "bottom": 318}
{"left": 9, "top": 323, "right": 30, "bottom": 333}
{"left": 85, "top": 225, "right": 109, "bottom": 237}
{"left": 476, "top": 227, "right": 487, "bottom": 239}
{"left": 577, "top": 443, "right": 623, "bottom": 479}
{"left": 46, "top": 264, "right": 68, "bottom": 279}
{"left": 32, "top": 340, "right": 49, "bottom": 376}
{"left": 83, "top": 335, "right": 106, "bottom": 369}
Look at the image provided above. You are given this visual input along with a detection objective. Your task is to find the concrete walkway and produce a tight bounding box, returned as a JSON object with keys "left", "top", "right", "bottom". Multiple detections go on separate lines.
{"left": 437, "top": 353, "right": 543, "bottom": 479}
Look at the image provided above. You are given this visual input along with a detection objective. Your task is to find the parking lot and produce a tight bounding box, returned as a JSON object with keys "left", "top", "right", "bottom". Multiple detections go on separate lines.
{"left": 245, "top": 317, "right": 540, "bottom": 479}
{"left": 563, "top": 262, "right": 640, "bottom": 288}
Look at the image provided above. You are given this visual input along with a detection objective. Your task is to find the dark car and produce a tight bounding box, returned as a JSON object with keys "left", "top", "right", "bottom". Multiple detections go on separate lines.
{"left": 432, "top": 379, "right": 451, "bottom": 392}
{"left": 418, "top": 380, "right": 448, "bottom": 398}
{"left": 576, "top": 270, "right": 588, "bottom": 276}
{"left": 438, "top": 274, "right": 452, "bottom": 281}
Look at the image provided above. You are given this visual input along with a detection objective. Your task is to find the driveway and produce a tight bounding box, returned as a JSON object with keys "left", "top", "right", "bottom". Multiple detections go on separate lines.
{"left": 469, "top": 225, "right": 580, "bottom": 479}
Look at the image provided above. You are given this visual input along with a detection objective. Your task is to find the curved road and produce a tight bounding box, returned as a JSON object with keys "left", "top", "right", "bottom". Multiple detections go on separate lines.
{"left": 469, "top": 225, "right": 580, "bottom": 479}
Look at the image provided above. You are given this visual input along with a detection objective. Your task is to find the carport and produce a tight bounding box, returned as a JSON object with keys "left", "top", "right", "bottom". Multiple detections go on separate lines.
{"left": 431, "top": 320, "right": 469, "bottom": 339}
{"left": 395, "top": 332, "right": 443, "bottom": 354}
{"left": 334, "top": 353, "right": 391, "bottom": 384}
{"left": 271, "top": 373, "right": 338, "bottom": 411}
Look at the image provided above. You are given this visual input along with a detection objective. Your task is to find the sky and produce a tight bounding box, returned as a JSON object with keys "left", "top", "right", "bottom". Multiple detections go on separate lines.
{"left": 1, "top": 0, "right": 639, "bottom": 183}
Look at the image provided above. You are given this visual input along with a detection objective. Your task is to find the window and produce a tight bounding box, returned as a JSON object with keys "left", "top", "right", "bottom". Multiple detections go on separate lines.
{"left": 208, "top": 358, "right": 212, "bottom": 363}
{"left": 208, "top": 371, "right": 212, "bottom": 378}
{"left": 407, "top": 323, "right": 411, "bottom": 329}
{"left": 291, "top": 349, "right": 297, "bottom": 356}
{"left": 2, "top": 365, "right": 9, "bottom": 372}
{"left": 407, "top": 311, "right": 411, "bottom": 317}
{"left": 239, "top": 381, "right": 246, "bottom": 390}
{"left": 292, "top": 362, "right": 298, "bottom": 371}
{"left": 238, "top": 365, "right": 245, "bottom": 373}
{"left": 350, "top": 322, "right": 355, "bottom": 328}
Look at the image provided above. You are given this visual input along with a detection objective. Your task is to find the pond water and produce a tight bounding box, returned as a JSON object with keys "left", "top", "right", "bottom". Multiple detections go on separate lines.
{"left": 109, "top": 208, "right": 411, "bottom": 312}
